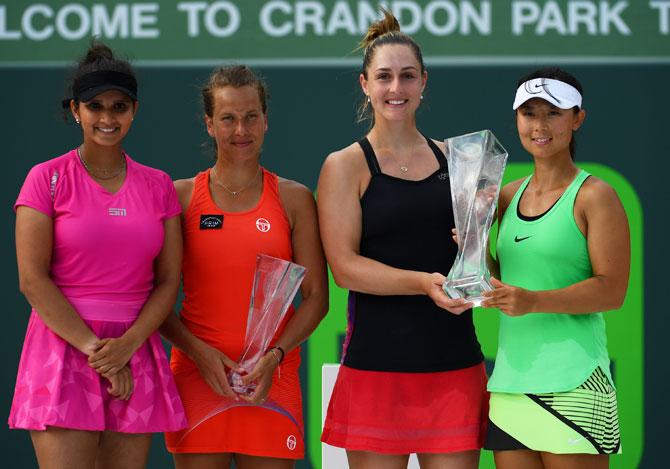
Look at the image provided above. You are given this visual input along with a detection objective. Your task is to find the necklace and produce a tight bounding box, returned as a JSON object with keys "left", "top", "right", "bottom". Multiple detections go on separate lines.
{"left": 77, "top": 147, "right": 126, "bottom": 180}
{"left": 397, "top": 138, "right": 424, "bottom": 173}
{"left": 211, "top": 165, "right": 262, "bottom": 196}
{"left": 370, "top": 135, "right": 419, "bottom": 173}
{"left": 392, "top": 147, "right": 414, "bottom": 173}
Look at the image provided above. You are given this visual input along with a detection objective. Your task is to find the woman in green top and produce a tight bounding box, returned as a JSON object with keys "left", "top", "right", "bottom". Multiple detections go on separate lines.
{"left": 481, "top": 68, "right": 630, "bottom": 468}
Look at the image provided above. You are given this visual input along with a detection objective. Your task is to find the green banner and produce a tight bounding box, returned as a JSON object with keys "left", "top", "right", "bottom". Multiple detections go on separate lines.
{"left": 1, "top": 0, "right": 669, "bottom": 65}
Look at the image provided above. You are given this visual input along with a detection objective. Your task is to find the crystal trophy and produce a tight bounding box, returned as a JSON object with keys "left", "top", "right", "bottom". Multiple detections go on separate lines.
{"left": 229, "top": 254, "right": 306, "bottom": 394}
{"left": 442, "top": 130, "right": 508, "bottom": 306}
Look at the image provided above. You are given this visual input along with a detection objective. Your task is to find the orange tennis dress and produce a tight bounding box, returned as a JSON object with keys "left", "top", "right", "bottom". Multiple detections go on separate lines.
{"left": 165, "top": 169, "right": 304, "bottom": 458}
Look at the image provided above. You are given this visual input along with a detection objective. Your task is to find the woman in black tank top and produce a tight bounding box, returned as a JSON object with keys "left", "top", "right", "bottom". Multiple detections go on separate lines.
{"left": 319, "top": 10, "right": 487, "bottom": 469}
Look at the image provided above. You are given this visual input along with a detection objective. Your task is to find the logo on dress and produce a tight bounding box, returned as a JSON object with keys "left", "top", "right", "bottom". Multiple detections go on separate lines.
{"left": 514, "top": 235, "right": 532, "bottom": 243}
{"left": 286, "top": 434, "right": 297, "bottom": 451}
{"left": 50, "top": 171, "right": 59, "bottom": 200}
{"left": 256, "top": 218, "right": 271, "bottom": 232}
{"left": 200, "top": 214, "right": 224, "bottom": 230}
{"left": 437, "top": 171, "right": 448, "bottom": 181}
{"left": 108, "top": 208, "right": 127, "bottom": 216}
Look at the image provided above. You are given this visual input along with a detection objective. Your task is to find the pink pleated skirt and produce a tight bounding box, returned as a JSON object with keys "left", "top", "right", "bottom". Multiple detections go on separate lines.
{"left": 8, "top": 298, "right": 187, "bottom": 433}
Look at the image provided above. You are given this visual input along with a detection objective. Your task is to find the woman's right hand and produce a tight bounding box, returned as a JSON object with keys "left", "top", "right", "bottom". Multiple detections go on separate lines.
{"left": 192, "top": 341, "right": 243, "bottom": 399}
{"left": 424, "top": 272, "right": 473, "bottom": 315}
{"left": 106, "top": 366, "right": 133, "bottom": 400}
{"left": 88, "top": 336, "right": 138, "bottom": 378}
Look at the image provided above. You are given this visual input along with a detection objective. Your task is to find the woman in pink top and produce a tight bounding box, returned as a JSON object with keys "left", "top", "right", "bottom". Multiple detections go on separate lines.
{"left": 8, "top": 42, "right": 186, "bottom": 468}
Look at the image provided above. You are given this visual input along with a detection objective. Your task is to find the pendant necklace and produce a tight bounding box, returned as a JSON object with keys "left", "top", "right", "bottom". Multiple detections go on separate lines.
{"left": 397, "top": 140, "right": 420, "bottom": 173}
{"left": 211, "top": 165, "right": 262, "bottom": 196}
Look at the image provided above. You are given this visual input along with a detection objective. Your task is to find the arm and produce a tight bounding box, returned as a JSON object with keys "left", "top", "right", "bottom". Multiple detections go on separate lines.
{"left": 88, "top": 215, "right": 183, "bottom": 376}
{"left": 483, "top": 178, "right": 630, "bottom": 316}
{"left": 486, "top": 237, "right": 499, "bottom": 280}
{"left": 317, "top": 147, "right": 471, "bottom": 313}
{"left": 160, "top": 311, "right": 241, "bottom": 398}
{"left": 16, "top": 206, "right": 100, "bottom": 355}
{"left": 157, "top": 177, "right": 242, "bottom": 398}
{"left": 16, "top": 206, "right": 133, "bottom": 397}
{"left": 241, "top": 180, "right": 329, "bottom": 403}
{"left": 486, "top": 181, "right": 519, "bottom": 280}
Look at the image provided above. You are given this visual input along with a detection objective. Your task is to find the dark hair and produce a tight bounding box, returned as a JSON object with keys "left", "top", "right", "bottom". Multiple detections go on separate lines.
{"left": 357, "top": 9, "right": 425, "bottom": 123}
{"left": 516, "top": 67, "right": 583, "bottom": 160}
{"left": 202, "top": 65, "right": 268, "bottom": 117}
{"left": 63, "top": 40, "right": 136, "bottom": 119}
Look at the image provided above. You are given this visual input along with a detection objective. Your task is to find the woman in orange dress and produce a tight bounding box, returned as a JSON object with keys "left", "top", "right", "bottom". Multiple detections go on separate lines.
{"left": 161, "top": 66, "right": 328, "bottom": 468}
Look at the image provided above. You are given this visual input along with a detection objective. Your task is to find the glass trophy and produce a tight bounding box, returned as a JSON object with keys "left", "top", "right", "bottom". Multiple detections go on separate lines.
{"left": 443, "top": 130, "right": 508, "bottom": 306}
{"left": 228, "top": 254, "right": 306, "bottom": 395}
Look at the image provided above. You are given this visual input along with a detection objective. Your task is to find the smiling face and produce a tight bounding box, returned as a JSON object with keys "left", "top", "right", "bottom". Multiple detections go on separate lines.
{"left": 205, "top": 85, "right": 268, "bottom": 161}
{"left": 360, "top": 43, "right": 427, "bottom": 124}
{"left": 71, "top": 89, "right": 137, "bottom": 148}
{"left": 516, "top": 98, "right": 585, "bottom": 161}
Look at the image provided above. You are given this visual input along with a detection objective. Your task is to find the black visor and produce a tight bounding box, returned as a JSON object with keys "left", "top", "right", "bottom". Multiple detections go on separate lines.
{"left": 63, "top": 70, "right": 137, "bottom": 108}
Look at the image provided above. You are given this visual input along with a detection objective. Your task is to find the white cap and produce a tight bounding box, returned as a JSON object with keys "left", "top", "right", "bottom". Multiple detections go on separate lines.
{"left": 512, "top": 78, "right": 582, "bottom": 110}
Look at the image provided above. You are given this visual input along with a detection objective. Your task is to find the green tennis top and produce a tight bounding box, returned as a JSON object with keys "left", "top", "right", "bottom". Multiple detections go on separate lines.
{"left": 487, "top": 170, "right": 613, "bottom": 393}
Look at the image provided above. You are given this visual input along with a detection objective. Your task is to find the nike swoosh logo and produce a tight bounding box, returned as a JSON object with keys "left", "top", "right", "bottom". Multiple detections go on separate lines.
{"left": 514, "top": 235, "right": 532, "bottom": 242}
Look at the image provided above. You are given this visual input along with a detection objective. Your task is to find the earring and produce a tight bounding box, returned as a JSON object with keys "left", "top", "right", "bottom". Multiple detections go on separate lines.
{"left": 75, "top": 118, "right": 80, "bottom": 124}
{"left": 420, "top": 95, "right": 424, "bottom": 100}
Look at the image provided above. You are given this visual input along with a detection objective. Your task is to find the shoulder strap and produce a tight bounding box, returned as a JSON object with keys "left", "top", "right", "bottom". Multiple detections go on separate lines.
{"left": 194, "top": 170, "right": 209, "bottom": 195}
{"left": 262, "top": 168, "right": 279, "bottom": 196}
{"left": 511, "top": 176, "right": 533, "bottom": 219}
{"left": 566, "top": 169, "right": 591, "bottom": 212}
{"left": 357, "top": 137, "right": 381, "bottom": 175}
{"left": 186, "top": 170, "right": 210, "bottom": 212}
{"left": 424, "top": 136, "right": 447, "bottom": 169}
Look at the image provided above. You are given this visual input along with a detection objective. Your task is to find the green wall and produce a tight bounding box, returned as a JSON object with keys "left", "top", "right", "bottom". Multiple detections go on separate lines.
{"left": 1, "top": 64, "right": 666, "bottom": 468}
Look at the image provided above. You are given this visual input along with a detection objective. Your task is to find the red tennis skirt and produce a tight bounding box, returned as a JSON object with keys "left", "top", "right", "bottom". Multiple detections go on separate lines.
{"left": 321, "top": 363, "right": 488, "bottom": 454}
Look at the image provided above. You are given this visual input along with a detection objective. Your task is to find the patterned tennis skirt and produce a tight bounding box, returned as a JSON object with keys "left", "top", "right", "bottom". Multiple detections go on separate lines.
{"left": 485, "top": 367, "right": 621, "bottom": 454}
{"left": 9, "top": 300, "right": 187, "bottom": 433}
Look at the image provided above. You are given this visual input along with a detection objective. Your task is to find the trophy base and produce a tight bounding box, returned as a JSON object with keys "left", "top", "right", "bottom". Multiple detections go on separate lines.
{"left": 443, "top": 276, "right": 493, "bottom": 307}
{"left": 228, "top": 371, "right": 256, "bottom": 396}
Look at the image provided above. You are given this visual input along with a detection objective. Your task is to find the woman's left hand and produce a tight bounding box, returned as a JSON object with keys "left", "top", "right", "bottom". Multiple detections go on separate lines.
{"left": 88, "top": 336, "right": 138, "bottom": 377}
{"left": 106, "top": 365, "right": 134, "bottom": 400}
{"left": 482, "top": 277, "right": 537, "bottom": 316}
{"left": 238, "top": 351, "right": 280, "bottom": 405}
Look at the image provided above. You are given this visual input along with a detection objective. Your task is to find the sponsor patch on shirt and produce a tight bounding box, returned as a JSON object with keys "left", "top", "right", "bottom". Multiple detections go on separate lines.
{"left": 108, "top": 208, "right": 127, "bottom": 216}
{"left": 200, "top": 214, "right": 224, "bottom": 229}
{"left": 256, "top": 217, "right": 271, "bottom": 232}
{"left": 50, "top": 171, "right": 59, "bottom": 201}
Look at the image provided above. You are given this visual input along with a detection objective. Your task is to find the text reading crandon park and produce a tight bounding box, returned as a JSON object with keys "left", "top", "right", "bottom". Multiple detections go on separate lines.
{"left": 1, "top": 1, "right": 669, "bottom": 62}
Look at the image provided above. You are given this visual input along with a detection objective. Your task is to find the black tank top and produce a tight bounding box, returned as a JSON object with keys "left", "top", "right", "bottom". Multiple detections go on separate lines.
{"left": 342, "top": 136, "right": 483, "bottom": 372}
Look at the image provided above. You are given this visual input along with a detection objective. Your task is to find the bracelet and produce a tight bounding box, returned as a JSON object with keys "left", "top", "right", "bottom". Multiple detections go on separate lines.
{"left": 266, "top": 345, "right": 285, "bottom": 364}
